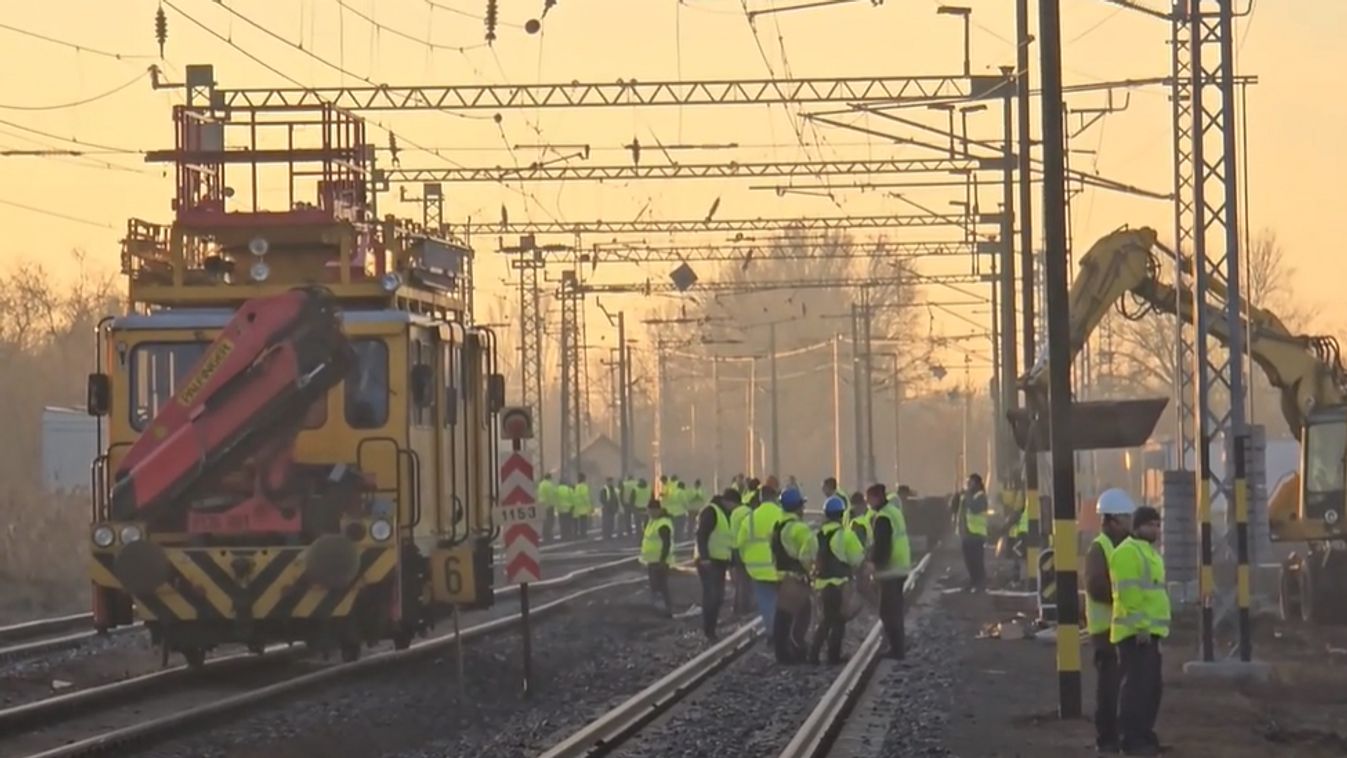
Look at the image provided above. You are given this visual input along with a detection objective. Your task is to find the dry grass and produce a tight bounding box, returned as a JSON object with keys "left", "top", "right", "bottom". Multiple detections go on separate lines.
{"left": 0, "top": 484, "right": 90, "bottom": 623}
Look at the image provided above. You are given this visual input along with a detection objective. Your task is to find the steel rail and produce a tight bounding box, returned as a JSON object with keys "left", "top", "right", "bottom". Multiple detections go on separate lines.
{"left": 536, "top": 618, "right": 764, "bottom": 758}
{"left": 10, "top": 552, "right": 654, "bottom": 758}
{"left": 776, "top": 550, "right": 937, "bottom": 758}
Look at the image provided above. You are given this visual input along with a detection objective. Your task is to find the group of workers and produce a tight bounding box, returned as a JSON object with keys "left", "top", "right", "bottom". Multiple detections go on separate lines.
{"left": 639, "top": 473, "right": 912, "bottom": 666}
{"left": 1083, "top": 489, "right": 1171, "bottom": 756}
{"left": 536, "top": 471, "right": 709, "bottom": 544}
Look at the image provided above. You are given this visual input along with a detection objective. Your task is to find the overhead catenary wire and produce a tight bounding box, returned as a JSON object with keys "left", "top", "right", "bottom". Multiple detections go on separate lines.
{"left": 0, "top": 69, "right": 150, "bottom": 111}
{"left": 331, "top": 0, "right": 490, "bottom": 52}
{"left": 0, "top": 197, "right": 116, "bottom": 229}
{"left": 0, "top": 21, "right": 155, "bottom": 60}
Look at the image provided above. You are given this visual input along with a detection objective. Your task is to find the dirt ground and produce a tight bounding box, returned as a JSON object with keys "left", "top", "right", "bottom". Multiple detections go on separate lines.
{"left": 934, "top": 562, "right": 1347, "bottom": 757}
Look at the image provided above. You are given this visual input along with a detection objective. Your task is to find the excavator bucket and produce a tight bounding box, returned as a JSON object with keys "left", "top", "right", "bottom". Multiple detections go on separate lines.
{"left": 1007, "top": 398, "right": 1169, "bottom": 451}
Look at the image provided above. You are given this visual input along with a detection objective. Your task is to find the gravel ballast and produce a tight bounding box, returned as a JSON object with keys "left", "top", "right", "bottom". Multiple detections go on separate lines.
{"left": 136, "top": 571, "right": 717, "bottom": 758}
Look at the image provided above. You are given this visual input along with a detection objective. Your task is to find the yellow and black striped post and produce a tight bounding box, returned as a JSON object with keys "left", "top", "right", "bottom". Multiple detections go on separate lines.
{"left": 1198, "top": 432, "right": 1215, "bottom": 662}
{"left": 1234, "top": 434, "right": 1252, "bottom": 660}
{"left": 1038, "top": 0, "right": 1081, "bottom": 718}
{"left": 1025, "top": 455, "right": 1041, "bottom": 583}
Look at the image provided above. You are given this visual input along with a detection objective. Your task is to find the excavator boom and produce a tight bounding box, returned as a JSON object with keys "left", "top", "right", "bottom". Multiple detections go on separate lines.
{"left": 1013, "top": 226, "right": 1347, "bottom": 451}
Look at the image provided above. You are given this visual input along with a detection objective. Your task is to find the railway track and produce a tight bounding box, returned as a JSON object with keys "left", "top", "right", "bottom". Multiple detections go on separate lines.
{"left": 0, "top": 615, "right": 119, "bottom": 664}
{"left": 537, "top": 551, "right": 937, "bottom": 758}
{"left": 1, "top": 550, "right": 657, "bottom": 758}
{"left": 0, "top": 535, "right": 621, "bottom": 666}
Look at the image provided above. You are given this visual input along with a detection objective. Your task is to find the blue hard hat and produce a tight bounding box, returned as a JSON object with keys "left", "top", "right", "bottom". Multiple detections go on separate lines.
{"left": 823, "top": 495, "right": 847, "bottom": 516}
{"left": 781, "top": 487, "right": 806, "bottom": 509}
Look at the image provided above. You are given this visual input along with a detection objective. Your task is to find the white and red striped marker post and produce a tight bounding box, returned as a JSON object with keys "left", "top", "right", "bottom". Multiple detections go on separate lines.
{"left": 497, "top": 406, "right": 539, "bottom": 696}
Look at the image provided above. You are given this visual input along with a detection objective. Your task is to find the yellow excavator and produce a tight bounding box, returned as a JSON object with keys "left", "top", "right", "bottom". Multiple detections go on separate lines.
{"left": 1012, "top": 226, "right": 1347, "bottom": 624}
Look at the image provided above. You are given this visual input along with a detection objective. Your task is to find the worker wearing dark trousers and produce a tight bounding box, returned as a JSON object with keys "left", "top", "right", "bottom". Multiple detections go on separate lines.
{"left": 695, "top": 492, "right": 735, "bottom": 640}
{"left": 1086, "top": 489, "right": 1137, "bottom": 753}
{"left": 640, "top": 499, "right": 675, "bottom": 617}
{"left": 868, "top": 483, "right": 912, "bottom": 659}
{"left": 600, "top": 477, "right": 620, "bottom": 540}
{"left": 951, "top": 474, "right": 989, "bottom": 591}
{"left": 771, "top": 487, "right": 815, "bottom": 664}
{"left": 811, "top": 496, "right": 865, "bottom": 664}
{"left": 1111, "top": 506, "right": 1169, "bottom": 756}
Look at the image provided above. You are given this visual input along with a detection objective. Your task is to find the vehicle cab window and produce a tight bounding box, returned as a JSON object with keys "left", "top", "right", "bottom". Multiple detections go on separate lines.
{"left": 345, "top": 340, "right": 389, "bottom": 429}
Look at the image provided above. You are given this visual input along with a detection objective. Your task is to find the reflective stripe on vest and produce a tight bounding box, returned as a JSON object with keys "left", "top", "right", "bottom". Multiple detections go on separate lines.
{"left": 873, "top": 500, "right": 911, "bottom": 578}
{"left": 697, "top": 503, "right": 733, "bottom": 561}
{"left": 742, "top": 502, "right": 782, "bottom": 582}
{"left": 1109, "top": 537, "right": 1170, "bottom": 643}
{"left": 641, "top": 516, "right": 674, "bottom": 565}
{"left": 1086, "top": 533, "right": 1116, "bottom": 636}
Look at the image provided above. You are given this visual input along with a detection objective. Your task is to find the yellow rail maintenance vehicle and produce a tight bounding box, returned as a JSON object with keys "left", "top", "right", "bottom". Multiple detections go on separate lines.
{"left": 87, "top": 66, "right": 503, "bottom": 666}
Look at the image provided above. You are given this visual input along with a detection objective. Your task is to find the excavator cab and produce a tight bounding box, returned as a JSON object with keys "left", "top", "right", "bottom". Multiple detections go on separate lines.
{"left": 1296, "top": 407, "right": 1347, "bottom": 539}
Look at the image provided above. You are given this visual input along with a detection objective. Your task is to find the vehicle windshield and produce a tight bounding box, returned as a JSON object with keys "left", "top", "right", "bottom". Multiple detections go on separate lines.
{"left": 1305, "top": 419, "right": 1347, "bottom": 494}
{"left": 129, "top": 342, "right": 209, "bottom": 430}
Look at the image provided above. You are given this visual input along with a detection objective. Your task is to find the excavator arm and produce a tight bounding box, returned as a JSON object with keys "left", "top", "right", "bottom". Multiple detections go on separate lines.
{"left": 1015, "top": 225, "right": 1347, "bottom": 541}
{"left": 1019, "top": 225, "right": 1346, "bottom": 439}
{"left": 110, "top": 287, "right": 354, "bottom": 530}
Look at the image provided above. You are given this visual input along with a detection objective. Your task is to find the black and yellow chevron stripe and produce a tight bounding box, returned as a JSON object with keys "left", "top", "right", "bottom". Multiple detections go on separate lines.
{"left": 91, "top": 545, "right": 397, "bottom": 622}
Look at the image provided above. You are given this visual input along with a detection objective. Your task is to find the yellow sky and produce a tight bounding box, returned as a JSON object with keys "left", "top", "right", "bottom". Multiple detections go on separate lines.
{"left": 0, "top": 0, "right": 1341, "bottom": 366}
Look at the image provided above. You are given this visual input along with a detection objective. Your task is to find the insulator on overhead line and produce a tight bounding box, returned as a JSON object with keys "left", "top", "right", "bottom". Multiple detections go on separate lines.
{"left": 485, "top": 0, "right": 499, "bottom": 45}
{"left": 154, "top": 5, "right": 168, "bottom": 58}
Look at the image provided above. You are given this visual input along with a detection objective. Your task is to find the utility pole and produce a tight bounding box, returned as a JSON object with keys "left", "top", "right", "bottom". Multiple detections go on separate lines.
{"left": 1017, "top": 0, "right": 1042, "bottom": 585}
{"left": 832, "top": 335, "right": 842, "bottom": 483}
{"left": 559, "top": 272, "right": 574, "bottom": 481}
{"left": 617, "top": 311, "right": 631, "bottom": 478}
{"left": 747, "top": 360, "right": 757, "bottom": 476}
{"left": 1039, "top": 0, "right": 1082, "bottom": 720}
{"left": 769, "top": 322, "right": 781, "bottom": 479}
{"left": 999, "top": 66, "right": 1020, "bottom": 489}
{"left": 862, "top": 292, "right": 877, "bottom": 485}
{"left": 850, "top": 303, "right": 864, "bottom": 488}
{"left": 713, "top": 354, "right": 722, "bottom": 490}
{"left": 654, "top": 335, "right": 667, "bottom": 484}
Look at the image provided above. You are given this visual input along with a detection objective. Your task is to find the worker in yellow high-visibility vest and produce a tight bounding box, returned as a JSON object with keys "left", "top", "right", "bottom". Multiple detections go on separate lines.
{"left": 735, "top": 483, "right": 782, "bottom": 634}
{"left": 867, "top": 483, "right": 911, "bottom": 659}
{"left": 640, "top": 498, "right": 675, "bottom": 617}
{"left": 537, "top": 473, "right": 559, "bottom": 544}
{"left": 952, "top": 473, "right": 989, "bottom": 591}
{"left": 1110, "top": 505, "right": 1169, "bottom": 756}
{"left": 1085, "top": 489, "right": 1137, "bottom": 754}
{"left": 573, "top": 473, "right": 594, "bottom": 538}
{"left": 728, "top": 485, "right": 754, "bottom": 615}
{"left": 695, "top": 491, "right": 735, "bottom": 640}
{"left": 555, "top": 478, "right": 575, "bottom": 541}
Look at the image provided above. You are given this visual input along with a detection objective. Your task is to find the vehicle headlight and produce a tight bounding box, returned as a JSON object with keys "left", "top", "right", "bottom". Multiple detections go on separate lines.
{"left": 250, "top": 261, "right": 271, "bottom": 282}
{"left": 248, "top": 236, "right": 270, "bottom": 257}
{"left": 92, "top": 526, "right": 115, "bottom": 548}
{"left": 379, "top": 272, "right": 403, "bottom": 293}
{"left": 369, "top": 519, "right": 393, "bottom": 542}
{"left": 119, "top": 525, "right": 144, "bottom": 544}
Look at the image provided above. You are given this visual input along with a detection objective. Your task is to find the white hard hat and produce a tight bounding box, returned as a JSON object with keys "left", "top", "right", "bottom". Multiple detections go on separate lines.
{"left": 1096, "top": 488, "right": 1137, "bottom": 516}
